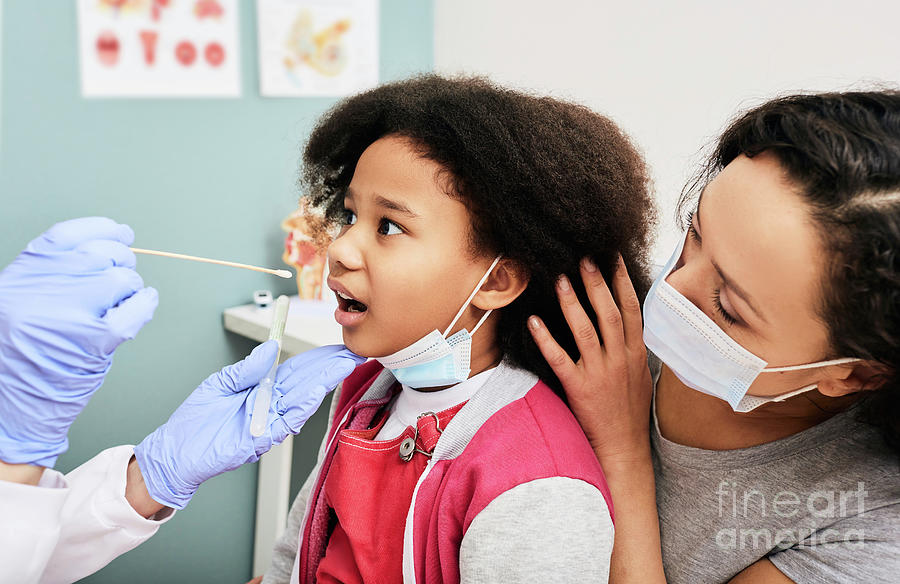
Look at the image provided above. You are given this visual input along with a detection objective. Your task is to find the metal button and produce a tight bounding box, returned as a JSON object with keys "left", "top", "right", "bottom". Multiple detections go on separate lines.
{"left": 399, "top": 437, "right": 415, "bottom": 462}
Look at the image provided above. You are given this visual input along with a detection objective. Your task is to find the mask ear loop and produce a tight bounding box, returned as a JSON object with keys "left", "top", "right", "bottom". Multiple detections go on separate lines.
{"left": 469, "top": 305, "right": 494, "bottom": 336}
{"left": 745, "top": 357, "right": 861, "bottom": 405}
{"left": 442, "top": 256, "right": 503, "bottom": 339}
{"left": 760, "top": 357, "right": 860, "bottom": 373}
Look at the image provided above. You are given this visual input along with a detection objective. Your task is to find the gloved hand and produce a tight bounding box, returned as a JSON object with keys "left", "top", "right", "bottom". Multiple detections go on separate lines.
{"left": 134, "top": 341, "right": 365, "bottom": 509}
{"left": 0, "top": 217, "right": 158, "bottom": 468}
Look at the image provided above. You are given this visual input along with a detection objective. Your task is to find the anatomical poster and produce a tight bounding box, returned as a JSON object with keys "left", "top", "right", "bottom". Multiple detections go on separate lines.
{"left": 77, "top": 0, "right": 241, "bottom": 98}
{"left": 256, "top": 0, "right": 379, "bottom": 97}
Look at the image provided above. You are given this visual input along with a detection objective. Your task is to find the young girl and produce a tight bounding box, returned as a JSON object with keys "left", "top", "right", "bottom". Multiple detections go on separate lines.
{"left": 530, "top": 90, "right": 900, "bottom": 583}
{"left": 260, "top": 75, "right": 656, "bottom": 583}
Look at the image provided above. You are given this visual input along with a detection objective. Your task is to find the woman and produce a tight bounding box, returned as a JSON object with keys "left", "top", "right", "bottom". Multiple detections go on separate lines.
{"left": 529, "top": 90, "right": 900, "bottom": 583}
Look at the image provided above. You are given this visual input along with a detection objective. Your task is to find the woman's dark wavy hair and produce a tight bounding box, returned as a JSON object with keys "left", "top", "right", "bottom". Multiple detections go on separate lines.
{"left": 679, "top": 90, "right": 900, "bottom": 455}
{"left": 300, "top": 74, "right": 656, "bottom": 394}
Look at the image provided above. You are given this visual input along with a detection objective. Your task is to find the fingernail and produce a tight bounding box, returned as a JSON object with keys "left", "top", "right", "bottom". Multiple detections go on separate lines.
{"left": 557, "top": 275, "right": 570, "bottom": 291}
{"left": 528, "top": 315, "right": 540, "bottom": 330}
{"left": 582, "top": 258, "right": 597, "bottom": 273}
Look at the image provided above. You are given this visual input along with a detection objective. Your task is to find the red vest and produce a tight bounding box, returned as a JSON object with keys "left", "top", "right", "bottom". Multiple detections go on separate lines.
{"left": 316, "top": 400, "right": 465, "bottom": 582}
{"left": 297, "top": 361, "right": 614, "bottom": 583}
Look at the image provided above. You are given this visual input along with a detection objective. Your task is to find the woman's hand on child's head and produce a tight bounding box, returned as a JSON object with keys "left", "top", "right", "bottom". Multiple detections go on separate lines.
{"left": 528, "top": 255, "right": 653, "bottom": 466}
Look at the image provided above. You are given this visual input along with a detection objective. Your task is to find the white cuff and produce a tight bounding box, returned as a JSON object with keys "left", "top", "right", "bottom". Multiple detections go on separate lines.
{"left": 67, "top": 445, "right": 175, "bottom": 534}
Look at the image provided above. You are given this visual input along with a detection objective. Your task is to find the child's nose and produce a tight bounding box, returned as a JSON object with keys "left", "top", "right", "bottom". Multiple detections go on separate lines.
{"left": 327, "top": 228, "right": 364, "bottom": 272}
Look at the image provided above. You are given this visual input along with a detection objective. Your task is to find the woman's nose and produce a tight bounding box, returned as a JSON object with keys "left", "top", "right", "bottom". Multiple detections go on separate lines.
{"left": 327, "top": 228, "right": 364, "bottom": 273}
{"left": 665, "top": 248, "right": 712, "bottom": 309}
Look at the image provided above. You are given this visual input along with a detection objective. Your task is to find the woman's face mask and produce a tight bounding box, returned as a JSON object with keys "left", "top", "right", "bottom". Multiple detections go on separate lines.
{"left": 643, "top": 231, "right": 857, "bottom": 412}
{"left": 643, "top": 153, "right": 860, "bottom": 412}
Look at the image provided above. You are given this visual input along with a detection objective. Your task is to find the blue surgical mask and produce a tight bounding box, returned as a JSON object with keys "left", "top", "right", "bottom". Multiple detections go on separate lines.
{"left": 643, "top": 232, "right": 857, "bottom": 412}
{"left": 375, "top": 257, "right": 502, "bottom": 388}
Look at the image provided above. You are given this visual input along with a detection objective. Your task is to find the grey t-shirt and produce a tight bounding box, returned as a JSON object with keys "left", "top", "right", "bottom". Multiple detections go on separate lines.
{"left": 652, "top": 370, "right": 900, "bottom": 583}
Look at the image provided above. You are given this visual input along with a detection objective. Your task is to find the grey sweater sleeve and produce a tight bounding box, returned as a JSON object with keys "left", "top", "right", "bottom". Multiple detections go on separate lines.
{"left": 260, "top": 385, "right": 343, "bottom": 584}
{"left": 459, "top": 477, "right": 614, "bottom": 583}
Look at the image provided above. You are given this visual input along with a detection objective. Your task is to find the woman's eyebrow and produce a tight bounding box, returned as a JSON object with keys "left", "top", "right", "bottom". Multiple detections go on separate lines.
{"left": 374, "top": 194, "right": 420, "bottom": 218}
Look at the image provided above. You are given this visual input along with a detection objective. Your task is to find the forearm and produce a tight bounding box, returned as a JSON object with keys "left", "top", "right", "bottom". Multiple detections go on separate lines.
{"left": 602, "top": 449, "right": 667, "bottom": 584}
{"left": 0, "top": 453, "right": 167, "bottom": 517}
{"left": 125, "top": 455, "right": 167, "bottom": 518}
{"left": 0, "top": 458, "right": 44, "bottom": 485}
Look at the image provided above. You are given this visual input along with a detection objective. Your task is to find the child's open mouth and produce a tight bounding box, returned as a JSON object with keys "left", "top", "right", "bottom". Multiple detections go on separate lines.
{"left": 336, "top": 290, "right": 368, "bottom": 313}
{"left": 332, "top": 286, "right": 369, "bottom": 327}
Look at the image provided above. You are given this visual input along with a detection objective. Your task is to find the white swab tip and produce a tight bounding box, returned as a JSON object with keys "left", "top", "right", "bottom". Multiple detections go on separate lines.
{"left": 275, "top": 269, "right": 294, "bottom": 279}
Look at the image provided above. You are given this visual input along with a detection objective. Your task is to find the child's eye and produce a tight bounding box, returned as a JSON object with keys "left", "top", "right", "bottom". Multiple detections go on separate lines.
{"left": 377, "top": 218, "right": 403, "bottom": 236}
{"left": 341, "top": 209, "right": 357, "bottom": 226}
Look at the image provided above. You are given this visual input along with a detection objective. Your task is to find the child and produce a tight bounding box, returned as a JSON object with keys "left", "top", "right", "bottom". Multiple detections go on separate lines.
{"left": 262, "top": 75, "right": 656, "bottom": 583}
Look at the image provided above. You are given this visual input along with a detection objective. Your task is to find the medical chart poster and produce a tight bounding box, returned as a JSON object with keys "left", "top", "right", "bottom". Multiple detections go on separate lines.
{"left": 77, "top": 0, "right": 241, "bottom": 98}
{"left": 256, "top": 0, "right": 379, "bottom": 97}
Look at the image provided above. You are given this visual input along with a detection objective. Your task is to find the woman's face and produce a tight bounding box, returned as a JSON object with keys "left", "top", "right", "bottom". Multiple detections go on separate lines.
{"left": 665, "top": 151, "right": 838, "bottom": 398}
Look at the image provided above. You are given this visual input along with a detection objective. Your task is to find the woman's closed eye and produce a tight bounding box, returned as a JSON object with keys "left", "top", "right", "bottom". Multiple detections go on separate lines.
{"left": 712, "top": 288, "right": 738, "bottom": 326}
{"left": 687, "top": 222, "right": 701, "bottom": 243}
{"left": 689, "top": 217, "right": 738, "bottom": 326}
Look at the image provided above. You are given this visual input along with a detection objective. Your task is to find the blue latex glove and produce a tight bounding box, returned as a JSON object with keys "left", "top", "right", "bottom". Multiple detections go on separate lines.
{"left": 134, "top": 341, "right": 365, "bottom": 509}
{"left": 0, "top": 217, "right": 158, "bottom": 468}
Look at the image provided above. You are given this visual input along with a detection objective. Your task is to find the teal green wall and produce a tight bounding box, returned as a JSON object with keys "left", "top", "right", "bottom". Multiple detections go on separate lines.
{"left": 0, "top": 1, "right": 432, "bottom": 581}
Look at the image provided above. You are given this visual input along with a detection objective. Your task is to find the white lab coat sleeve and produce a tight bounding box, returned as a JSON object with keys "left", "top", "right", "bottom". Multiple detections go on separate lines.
{"left": 0, "top": 464, "right": 69, "bottom": 583}
{"left": 0, "top": 445, "right": 175, "bottom": 584}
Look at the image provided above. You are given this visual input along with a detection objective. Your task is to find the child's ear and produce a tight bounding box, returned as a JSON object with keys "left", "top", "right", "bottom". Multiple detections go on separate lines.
{"left": 473, "top": 259, "right": 529, "bottom": 310}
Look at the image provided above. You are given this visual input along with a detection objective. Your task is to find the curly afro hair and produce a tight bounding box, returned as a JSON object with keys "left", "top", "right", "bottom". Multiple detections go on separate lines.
{"left": 300, "top": 74, "right": 656, "bottom": 394}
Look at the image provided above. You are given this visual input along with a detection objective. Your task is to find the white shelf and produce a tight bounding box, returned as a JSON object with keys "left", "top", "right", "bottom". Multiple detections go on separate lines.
{"left": 223, "top": 296, "right": 343, "bottom": 355}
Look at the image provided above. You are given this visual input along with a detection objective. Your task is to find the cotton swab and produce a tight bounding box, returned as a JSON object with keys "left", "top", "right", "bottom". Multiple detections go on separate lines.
{"left": 250, "top": 295, "right": 291, "bottom": 437}
{"left": 130, "top": 247, "right": 293, "bottom": 279}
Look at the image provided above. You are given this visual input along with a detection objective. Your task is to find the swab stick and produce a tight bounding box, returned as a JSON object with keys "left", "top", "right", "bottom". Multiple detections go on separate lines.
{"left": 130, "top": 247, "right": 293, "bottom": 279}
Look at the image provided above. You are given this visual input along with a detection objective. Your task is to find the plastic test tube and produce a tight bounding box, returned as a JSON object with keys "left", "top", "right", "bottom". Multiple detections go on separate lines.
{"left": 250, "top": 295, "right": 291, "bottom": 437}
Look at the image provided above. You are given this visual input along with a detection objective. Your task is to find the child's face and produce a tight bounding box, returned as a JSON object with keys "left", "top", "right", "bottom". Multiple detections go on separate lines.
{"left": 326, "top": 136, "right": 495, "bottom": 358}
